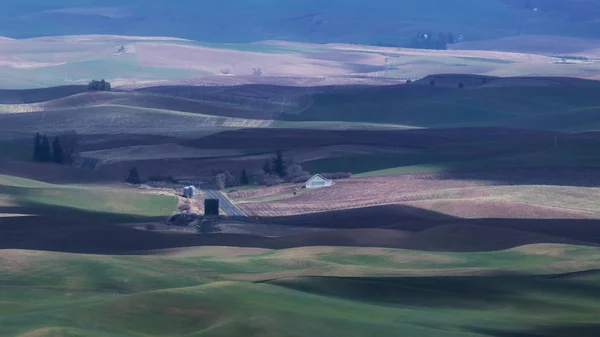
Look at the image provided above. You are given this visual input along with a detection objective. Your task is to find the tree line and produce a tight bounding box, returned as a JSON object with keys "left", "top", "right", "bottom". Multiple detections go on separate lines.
{"left": 33, "top": 131, "right": 78, "bottom": 165}
{"left": 128, "top": 150, "right": 351, "bottom": 190}
{"left": 259, "top": 150, "right": 312, "bottom": 186}
{"left": 213, "top": 150, "right": 351, "bottom": 189}
{"left": 212, "top": 150, "right": 311, "bottom": 190}
{"left": 214, "top": 169, "right": 250, "bottom": 190}
{"left": 88, "top": 79, "right": 112, "bottom": 91}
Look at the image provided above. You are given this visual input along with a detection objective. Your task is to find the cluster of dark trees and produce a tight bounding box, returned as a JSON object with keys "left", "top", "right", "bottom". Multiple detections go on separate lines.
{"left": 407, "top": 31, "right": 457, "bottom": 50}
{"left": 88, "top": 79, "right": 112, "bottom": 91}
{"left": 215, "top": 169, "right": 250, "bottom": 190}
{"left": 212, "top": 151, "right": 312, "bottom": 189}
{"left": 260, "top": 150, "right": 311, "bottom": 186}
{"left": 33, "top": 132, "right": 78, "bottom": 165}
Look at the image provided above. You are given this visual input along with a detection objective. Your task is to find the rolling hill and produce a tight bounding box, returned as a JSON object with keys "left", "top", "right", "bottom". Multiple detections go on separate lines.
{"left": 3, "top": 76, "right": 600, "bottom": 137}
{"left": 283, "top": 76, "right": 600, "bottom": 131}
{"left": 2, "top": 244, "right": 600, "bottom": 337}
{"left": 2, "top": 3, "right": 600, "bottom": 336}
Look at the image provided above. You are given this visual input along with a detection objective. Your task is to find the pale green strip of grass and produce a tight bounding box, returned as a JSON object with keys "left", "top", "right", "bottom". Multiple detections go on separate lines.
{"left": 0, "top": 174, "right": 176, "bottom": 218}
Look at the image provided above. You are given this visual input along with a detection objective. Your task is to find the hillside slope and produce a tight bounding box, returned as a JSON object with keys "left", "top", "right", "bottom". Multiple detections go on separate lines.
{"left": 3, "top": 77, "right": 600, "bottom": 134}
{"left": 2, "top": 244, "right": 600, "bottom": 336}
{"left": 283, "top": 76, "right": 600, "bottom": 131}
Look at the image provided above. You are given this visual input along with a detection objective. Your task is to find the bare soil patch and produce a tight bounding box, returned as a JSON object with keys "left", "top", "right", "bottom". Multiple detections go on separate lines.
{"left": 238, "top": 174, "right": 483, "bottom": 217}
{"left": 135, "top": 42, "right": 352, "bottom": 78}
{"left": 216, "top": 222, "right": 328, "bottom": 238}
{"left": 237, "top": 168, "right": 600, "bottom": 221}
{"left": 81, "top": 144, "right": 244, "bottom": 164}
{"left": 185, "top": 128, "right": 447, "bottom": 150}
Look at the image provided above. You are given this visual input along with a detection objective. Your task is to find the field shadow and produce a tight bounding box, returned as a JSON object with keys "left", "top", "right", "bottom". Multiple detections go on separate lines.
{"left": 471, "top": 324, "right": 600, "bottom": 337}
{"left": 1, "top": 193, "right": 600, "bottom": 254}
{"left": 267, "top": 275, "right": 600, "bottom": 310}
{"left": 259, "top": 204, "right": 456, "bottom": 229}
{"left": 437, "top": 166, "right": 600, "bottom": 188}
{"left": 2, "top": 201, "right": 600, "bottom": 254}
{"left": 0, "top": 210, "right": 268, "bottom": 254}
{"left": 258, "top": 204, "right": 600, "bottom": 245}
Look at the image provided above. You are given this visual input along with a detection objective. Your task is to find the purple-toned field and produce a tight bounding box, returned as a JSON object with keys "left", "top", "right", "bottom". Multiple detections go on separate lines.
{"left": 1, "top": 35, "right": 600, "bottom": 89}
{"left": 233, "top": 169, "right": 600, "bottom": 222}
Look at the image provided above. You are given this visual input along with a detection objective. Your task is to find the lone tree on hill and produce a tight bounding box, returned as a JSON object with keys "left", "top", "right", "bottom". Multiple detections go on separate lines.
{"left": 272, "top": 150, "right": 287, "bottom": 178}
{"left": 126, "top": 167, "right": 141, "bottom": 185}
{"left": 52, "top": 136, "right": 64, "bottom": 164}
{"left": 39, "top": 136, "right": 52, "bottom": 162}
{"left": 33, "top": 133, "right": 42, "bottom": 161}
{"left": 240, "top": 169, "right": 250, "bottom": 185}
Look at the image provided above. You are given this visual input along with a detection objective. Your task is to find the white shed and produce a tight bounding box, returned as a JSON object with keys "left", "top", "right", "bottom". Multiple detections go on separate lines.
{"left": 304, "top": 174, "right": 333, "bottom": 189}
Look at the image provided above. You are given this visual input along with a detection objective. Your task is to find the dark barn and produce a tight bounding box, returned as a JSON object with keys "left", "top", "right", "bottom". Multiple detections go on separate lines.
{"left": 204, "top": 199, "right": 220, "bottom": 216}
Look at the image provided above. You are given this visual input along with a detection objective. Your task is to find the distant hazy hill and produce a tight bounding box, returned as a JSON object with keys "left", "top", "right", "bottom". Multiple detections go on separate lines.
{"left": 0, "top": 0, "right": 599, "bottom": 44}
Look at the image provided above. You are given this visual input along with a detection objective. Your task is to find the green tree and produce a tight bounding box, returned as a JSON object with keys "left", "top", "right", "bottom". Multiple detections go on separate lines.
{"left": 447, "top": 32, "right": 456, "bottom": 44}
{"left": 126, "top": 167, "right": 141, "bottom": 185}
{"left": 40, "top": 136, "right": 52, "bottom": 162}
{"left": 223, "top": 171, "right": 237, "bottom": 188}
{"left": 88, "top": 79, "right": 112, "bottom": 91}
{"left": 272, "top": 150, "right": 287, "bottom": 178}
{"left": 215, "top": 173, "right": 226, "bottom": 190}
{"left": 52, "top": 136, "right": 64, "bottom": 164}
{"left": 58, "top": 131, "right": 79, "bottom": 165}
{"left": 33, "top": 133, "right": 42, "bottom": 162}
{"left": 262, "top": 159, "right": 272, "bottom": 174}
{"left": 435, "top": 32, "right": 448, "bottom": 50}
{"left": 240, "top": 169, "right": 250, "bottom": 185}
